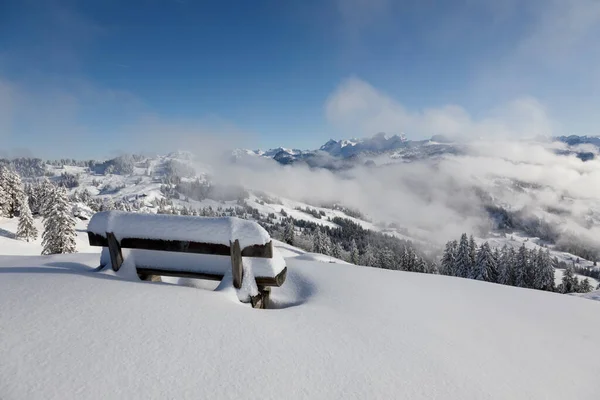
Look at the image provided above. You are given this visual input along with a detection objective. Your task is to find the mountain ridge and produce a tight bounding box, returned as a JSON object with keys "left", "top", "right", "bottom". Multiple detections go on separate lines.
{"left": 239, "top": 133, "right": 600, "bottom": 167}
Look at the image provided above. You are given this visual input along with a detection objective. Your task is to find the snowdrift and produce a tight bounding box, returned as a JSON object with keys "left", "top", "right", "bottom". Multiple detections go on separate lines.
{"left": 1, "top": 248, "right": 600, "bottom": 399}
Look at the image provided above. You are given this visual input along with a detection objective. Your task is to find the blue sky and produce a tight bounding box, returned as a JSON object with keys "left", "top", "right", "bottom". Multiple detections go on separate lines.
{"left": 1, "top": 0, "right": 599, "bottom": 158}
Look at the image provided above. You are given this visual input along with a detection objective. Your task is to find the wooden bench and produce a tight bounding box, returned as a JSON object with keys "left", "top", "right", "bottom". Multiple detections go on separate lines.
{"left": 87, "top": 211, "right": 287, "bottom": 309}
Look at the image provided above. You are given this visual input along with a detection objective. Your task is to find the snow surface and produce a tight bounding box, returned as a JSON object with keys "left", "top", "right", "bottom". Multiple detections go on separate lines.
{"left": 88, "top": 211, "right": 271, "bottom": 249}
{"left": 2, "top": 217, "right": 600, "bottom": 398}
{"left": 1, "top": 244, "right": 600, "bottom": 398}
{"left": 576, "top": 289, "right": 600, "bottom": 302}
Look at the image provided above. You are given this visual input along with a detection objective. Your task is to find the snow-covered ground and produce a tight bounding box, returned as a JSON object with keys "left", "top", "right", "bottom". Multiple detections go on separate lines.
{"left": 1, "top": 219, "right": 600, "bottom": 399}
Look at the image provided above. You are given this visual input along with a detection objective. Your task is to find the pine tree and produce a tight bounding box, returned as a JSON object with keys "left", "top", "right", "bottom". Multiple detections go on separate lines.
{"left": 579, "top": 278, "right": 592, "bottom": 293}
{"left": 561, "top": 266, "right": 578, "bottom": 293}
{"left": 403, "top": 246, "right": 417, "bottom": 272}
{"left": 283, "top": 220, "right": 295, "bottom": 245}
{"left": 474, "top": 242, "right": 498, "bottom": 282}
{"left": 361, "top": 243, "right": 376, "bottom": 267}
{"left": 0, "top": 166, "right": 24, "bottom": 217}
{"left": 492, "top": 247, "right": 501, "bottom": 276}
{"left": 38, "top": 178, "right": 56, "bottom": 218}
{"left": 312, "top": 229, "right": 331, "bottom": 255}
{"left": 534, "top": 248, "right": 555, "bottom": 291}
{"left": 414, "top": 256, "right": 427, "bottom": 273}
{"left": 428, "top": 261, "right": 440, "bottom": 274}
{"left": 101, "top": 197, "right": 115, "bottom": 212}
{"left": 515, "top": 244, "right": 530, "bottom": 288}
{"left": 41, "top": 187, "right": 77, "bottom": 255}
{"left": 498, "top": 245, "right": 516, "bottom": 286}
{"left": 16, "top": 195, "right": 37, "bottom": 242}
{"left": 441, "top": 240, "right": 458, "bottom": 276}
{"left": 468, "top": 235, "right": 477, "bottom": 278}
{"left": 349, "top": 239, "right": 360, "bottom": 264}
{"left": 332, "top": 241, "right": 343, "bottom": 259}
{"left": 0, "top": 184, "right": 9, "bottom": 217}
{"left": 455, "top": 233, "right": 472, "bottom": 278}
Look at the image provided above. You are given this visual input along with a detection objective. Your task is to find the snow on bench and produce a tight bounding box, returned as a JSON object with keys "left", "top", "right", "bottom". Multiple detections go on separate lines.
{"left": 87, "top": 211, "right": 287, "bottom": 308}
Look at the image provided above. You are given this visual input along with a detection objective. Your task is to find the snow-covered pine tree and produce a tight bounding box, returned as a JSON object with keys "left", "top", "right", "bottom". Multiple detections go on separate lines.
{"left": 468, "top": 235, "right": 477, "bottom": 278}
{"left": 79, "top": 188, "right": 92, "bottom": 204}
{"left": 403, "top": 246, "right": 417, "bottom": 272}
{"left": 332, "top": 241, "right": 343, "bottom": 260}
{"left": 474, "top": 242, "right": 498, "bottom": 282}
{"left": 427, "top": 261, "right": 439, "bottom": 274}
{"left": 38, "top": 178, "right": 56, "bottom": 218}
{"left": 534, "top": 248, "right": 555, "bottom": 291}
{"left": 16, "top": 195, "right": 38, "bottom": 242}
{"left": 0, "top": 166, "right": 25, "bottom": 217}
{"left": 455, "top": 233, "right": 472, "bottom": 278}
{"left": 560, "top": 266, "right": 578, "bottom": 293}
{"left": 0, "top": 166, "right": 10, "bottom": 217}
{"left": 529, "top": 248, "right": 541, "bottom": 288}
{"left": 283, "top": 220, "right": 295, "bottom": 245}
{"left": 515, "top": 244, "right": 530, "bottom": 288}
{"left": 41, "top": 187, "right": 77, "bottom": 255}
{"left": 321, "top": 233, "right": 332, "bottom": 256}
{"left": 312, "top": 229, "right": 331, "bottom": 255}
{"left": 498, "top": 245, "right": 516, "bottom": 286}
{"left": 379, "top": 247, "right": 397, "bottom": 270}
{"left": 441, "top": 240, "right": 458, "bottom": 276}
{"left": 101, "top": 197, "right": 115, "bottom": 212}
{"left": 0, "top": 183, "right": 9, "bottom": 217}
{"left": 414, "top": 256, "right": 427, "bottom": 273}
{"left": 492, "top": 247, "right": 501, "bottom": 275}
{"left": 578, "top": 278, "right": 592, "bottom": 293}
{"left": 312, "top": 229, "right": 322, "bottom": 253}
{"left": 349, "top": 239, "right": 360, "bottom": 264}
{"left": 360, "top": 243, "right": 376, "bottom": 267}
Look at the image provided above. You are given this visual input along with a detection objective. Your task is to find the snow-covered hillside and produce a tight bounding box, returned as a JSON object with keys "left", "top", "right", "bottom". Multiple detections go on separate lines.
{"left": 8, "top": 144, "right": 600, "bottom": 295}
{"left": 1, "top": 227, "right": 600, "bottom": 399}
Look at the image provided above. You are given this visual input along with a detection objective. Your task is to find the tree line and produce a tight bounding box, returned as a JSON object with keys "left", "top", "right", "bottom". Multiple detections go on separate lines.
{"left": 0, "top": 168, "right": 76, "bottom": 255}
{"left": 441, "top": 233, "right": 596, "bottom": 293}
{"left": 267, "top": 215, "right": 438, "bottom": 274}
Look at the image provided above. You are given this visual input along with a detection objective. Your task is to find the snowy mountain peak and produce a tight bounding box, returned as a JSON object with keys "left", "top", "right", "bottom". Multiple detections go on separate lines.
{"left": 262, "top": 147, "right": 302, "bottom": 157}
{"left": 167, "top": 150, "right": 194, "bottom": 161}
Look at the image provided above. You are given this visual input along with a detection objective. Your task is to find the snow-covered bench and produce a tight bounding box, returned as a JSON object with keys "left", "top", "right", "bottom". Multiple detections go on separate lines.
{"left": 87, "top": 211, "right": 287, "bottom": 308}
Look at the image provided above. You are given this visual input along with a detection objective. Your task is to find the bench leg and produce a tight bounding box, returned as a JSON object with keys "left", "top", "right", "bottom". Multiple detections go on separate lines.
{"left": 138, "top": 273, "right": 162, "bottom": 282}
{"left": 106, "top": 232, "right": 124, "bottom": 272}
{"left": 230, "top": 239, "right": 243, "bottom": 289}
{"left": 250, "top": 286, "right": 271, "bottom": 309}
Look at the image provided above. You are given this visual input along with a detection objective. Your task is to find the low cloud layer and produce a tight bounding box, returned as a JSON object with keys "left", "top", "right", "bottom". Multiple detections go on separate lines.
{"left": 203, "top": 136, "right": 600, "bottom": 249}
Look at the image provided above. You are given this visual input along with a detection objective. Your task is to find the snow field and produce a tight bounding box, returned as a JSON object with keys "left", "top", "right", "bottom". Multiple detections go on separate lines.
{"left": 1, "top": 215, "right": 600, "bottom": 398}
{"left": 1, "top": 251, "right": 600, "bottom": 399}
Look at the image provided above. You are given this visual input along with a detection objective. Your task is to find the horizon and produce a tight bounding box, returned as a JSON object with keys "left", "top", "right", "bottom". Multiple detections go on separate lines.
{"left": 1, "top": 0, "right": 599, "bottom": 159}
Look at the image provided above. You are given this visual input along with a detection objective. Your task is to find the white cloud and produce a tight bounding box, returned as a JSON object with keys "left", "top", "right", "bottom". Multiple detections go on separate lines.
{"left": 325, "top": 77, "right": 555, "bottom": 139}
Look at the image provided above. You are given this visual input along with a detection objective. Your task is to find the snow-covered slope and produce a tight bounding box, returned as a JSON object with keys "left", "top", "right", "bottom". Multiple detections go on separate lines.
{"left": 1, "top": 228, "right": 600, "bottom": 399}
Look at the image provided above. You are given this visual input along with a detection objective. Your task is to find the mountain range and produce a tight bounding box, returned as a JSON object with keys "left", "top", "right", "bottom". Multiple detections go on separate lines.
{"left": 239, "top": 133, "right": 600, "bottom": 168}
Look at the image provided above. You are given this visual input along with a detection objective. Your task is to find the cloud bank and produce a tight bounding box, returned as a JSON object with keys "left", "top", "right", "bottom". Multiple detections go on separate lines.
{"left": 325, "top": 77, "right": 555, "bottom": 140}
